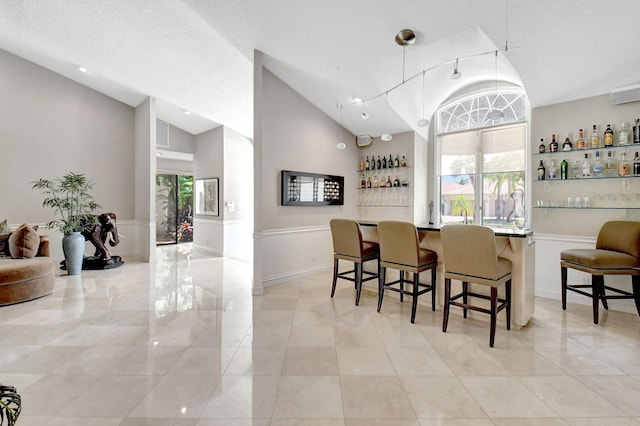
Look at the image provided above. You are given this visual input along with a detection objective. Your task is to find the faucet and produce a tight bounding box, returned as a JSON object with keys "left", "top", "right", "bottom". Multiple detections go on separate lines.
{"left": 460, "top": 208, "right": 468, "bottom": 224}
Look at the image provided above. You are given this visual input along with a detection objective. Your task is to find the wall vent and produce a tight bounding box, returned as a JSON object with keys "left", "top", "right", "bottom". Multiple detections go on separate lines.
{"left": 610, "top": 84, "right": 640, "bottom": 105}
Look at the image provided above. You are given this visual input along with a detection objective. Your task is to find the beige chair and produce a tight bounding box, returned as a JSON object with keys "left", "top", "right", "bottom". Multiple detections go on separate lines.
{"left": 376, "top": 220, "right": 437, "bottom": 323}
{"left": 440, "top": 224, "right": 512, "bottom": 347}
{"left": 561, "top": 220, "right": 640, "bottom": 324}
{"left": 330, "top": 218, "right": 380, "bottom": 306}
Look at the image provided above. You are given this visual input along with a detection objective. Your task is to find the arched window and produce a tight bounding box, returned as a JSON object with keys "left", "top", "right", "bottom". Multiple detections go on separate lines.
{"left": 436, "top": 90, "right": 529, "bottom": 228}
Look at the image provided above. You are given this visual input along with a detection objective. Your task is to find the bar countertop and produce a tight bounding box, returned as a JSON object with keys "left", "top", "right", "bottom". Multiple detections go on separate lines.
{"left": 359, "top": 221, "right": 533, "bottom": 238}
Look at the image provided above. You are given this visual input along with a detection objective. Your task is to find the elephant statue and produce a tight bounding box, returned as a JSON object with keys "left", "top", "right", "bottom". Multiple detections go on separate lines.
{"left": 81, "top": 213, "right": 120, "bottom": 260}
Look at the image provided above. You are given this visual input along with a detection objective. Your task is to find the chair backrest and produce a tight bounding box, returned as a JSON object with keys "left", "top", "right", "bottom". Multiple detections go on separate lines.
{"left": 440, "top": 224, "right": 501, "bottom": 279}
{"left": 596, "top": 221, "right": 640, "bottom": 259}
{"left": 330, "top": 218, "right": 363, "bottom": 257}
{"left": 377, "top": 220, "right": 419, "bottom": 266}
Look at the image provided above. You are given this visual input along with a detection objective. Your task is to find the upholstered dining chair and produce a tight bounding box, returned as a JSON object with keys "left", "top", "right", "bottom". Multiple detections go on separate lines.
{"left": 440, "top": 224, "right": 512, "bottom": 347}
{"left": 329, "top": 218, "right": 380, "bottom": 306}
{"left": 560, "top": 220, "right": 640, "bottom": 324}
{"left": 376, "top": 220, "right": 437, "bottom": 323}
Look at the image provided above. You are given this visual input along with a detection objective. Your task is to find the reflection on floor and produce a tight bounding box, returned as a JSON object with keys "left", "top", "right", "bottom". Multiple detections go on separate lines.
{"left": 2, "top": 243, "right": 640, "bottom": 425}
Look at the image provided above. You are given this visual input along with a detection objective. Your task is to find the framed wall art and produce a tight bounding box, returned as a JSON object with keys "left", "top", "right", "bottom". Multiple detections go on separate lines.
{"left": 195, "top": 178, "right": 219, "bottom": 216}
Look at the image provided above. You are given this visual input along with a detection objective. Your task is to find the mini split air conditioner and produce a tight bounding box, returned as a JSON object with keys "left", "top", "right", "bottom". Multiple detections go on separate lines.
{"left": 356, "top": 135, "right": 373, "bottom": 148}
{"left": 610, "top": 84, "right": 640, "bottom": 105}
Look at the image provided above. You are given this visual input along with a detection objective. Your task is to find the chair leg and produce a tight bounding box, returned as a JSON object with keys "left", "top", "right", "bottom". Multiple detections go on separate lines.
{"left": 399, "top": 271, "right": 405, "bottom": 303}
{"left": 410, "top": 272, "right": 419, "bottom": 323}
{"left": 561, "top": 266, "right": 567, "bottom": 310}
{"left": 505, "top": 280, "right": 512, "bottom": 331}
{"left": 598, "top": 277, "right": 609, "bottom": 310}
{"left": 592, "top": 275, "right": 604, "bottom": 325}
{"left": 355, "top": 263, "right": 362, "bottom": 306}
{"left": 442, "top": 278, "right": 451, "bottom": 332}
{"left": 431, "top": 266, "right": 436, "bottom": 311}
{"left": 331, "top": 258, "right": 339, "bottom": 298}
{"left": 377, "top": 266, "right": 386, "bottom": 312}
{"left": 489, "top": 287, "right": 497, "bottom": 348}
{"left": 353, "top": 262, "right": 358, "bottom": 290}
{"left": 462, "top": 282, "right": 468, "bottom": 318}
{"left": 633, "top": 275, "right": 640, "bottom": 318}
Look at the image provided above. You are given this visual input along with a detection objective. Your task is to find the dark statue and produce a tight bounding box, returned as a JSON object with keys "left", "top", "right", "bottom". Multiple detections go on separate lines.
{"left": 61, "top": 213, "right": 124, "bottom": 271}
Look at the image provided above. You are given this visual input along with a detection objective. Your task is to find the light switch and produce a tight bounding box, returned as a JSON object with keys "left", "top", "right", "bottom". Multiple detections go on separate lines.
{"left": 226, "top": 200, "right": 235, "bottom": 212}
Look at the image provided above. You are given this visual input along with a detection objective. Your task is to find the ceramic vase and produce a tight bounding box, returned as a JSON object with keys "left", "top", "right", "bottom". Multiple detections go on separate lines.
{"left": 62, "top": 232, "right": 85, "bottom": 275}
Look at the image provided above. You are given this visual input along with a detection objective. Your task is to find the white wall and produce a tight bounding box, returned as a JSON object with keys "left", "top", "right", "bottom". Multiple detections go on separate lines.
{"left": 0, "top": 48, "right": 138, "bottom": 261}
{"left": 134, "top": 97, "right": 156, "bottom": 262}
{"left": 531, "top": 94, "right": 640, "bottom": 313}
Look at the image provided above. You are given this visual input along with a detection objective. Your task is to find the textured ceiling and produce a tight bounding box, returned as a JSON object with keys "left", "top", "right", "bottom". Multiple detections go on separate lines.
{"left": 1, "top": 0, "right": 639, "bottom": 139}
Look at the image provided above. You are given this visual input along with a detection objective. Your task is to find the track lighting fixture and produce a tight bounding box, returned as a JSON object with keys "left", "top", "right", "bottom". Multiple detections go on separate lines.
{"left": 451, "top": 58, "right": 462, "bottom": 80}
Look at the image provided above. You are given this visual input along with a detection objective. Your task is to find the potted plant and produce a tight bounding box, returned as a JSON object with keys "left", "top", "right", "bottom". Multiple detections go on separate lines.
{"left": 0, "top": 384, "right": 21, "bottom": 426}
{"left": 32, "top": 172, "right": 100, "bottom": 275}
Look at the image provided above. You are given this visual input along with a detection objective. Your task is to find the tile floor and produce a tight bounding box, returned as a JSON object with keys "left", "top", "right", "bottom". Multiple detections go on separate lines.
{"left": 2, "top": 244, "right": 640, "bottom": 425}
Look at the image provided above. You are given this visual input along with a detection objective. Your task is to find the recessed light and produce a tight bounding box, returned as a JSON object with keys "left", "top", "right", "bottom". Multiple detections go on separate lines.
{"left": 78, "top": 66, "right": 88, "bottom": 73}
{"left": 184, "top": 110, "right": 191, "bottom": 115}
{"left": 352, "top": 97, "right": 363, "bottom": 103}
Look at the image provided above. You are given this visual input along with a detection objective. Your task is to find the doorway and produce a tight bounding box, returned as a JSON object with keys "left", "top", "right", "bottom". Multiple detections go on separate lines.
{"left": 156, "top": 174, "right": 193, "bottom": 245}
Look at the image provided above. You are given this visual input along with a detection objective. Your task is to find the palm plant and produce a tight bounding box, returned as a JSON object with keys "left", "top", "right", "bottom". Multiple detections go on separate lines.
{"left": 0, "top": 384, "right": 21, "bottom": 426}
{"left": 32, "top": 172, "right": 101, "bottom": 235}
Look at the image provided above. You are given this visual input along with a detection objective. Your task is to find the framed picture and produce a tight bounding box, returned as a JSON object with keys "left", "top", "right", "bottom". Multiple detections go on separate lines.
{"left": 195, "top": 178, "right": 219, "bottom": 216}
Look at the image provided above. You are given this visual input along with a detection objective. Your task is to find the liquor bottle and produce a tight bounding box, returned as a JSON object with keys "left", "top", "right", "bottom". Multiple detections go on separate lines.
{"left": 582, "top": 153, "right": 591, "bottom": 177}
{"left": 359, "top": 156, "right": 364, "bottom": 171}
{"left": 619, "top": 152, "right": 630, "bottom": 176}
{"left": 538, "top": 138, "right": 546, "bottom": 153}
{"left": 619, "top": 122, "right": 629, "bottom": 146}
{"left": 560, "top": 159, "right": 568, "bottom": 179}
{"left": 376, "top": 155, "right": 382, "bottom": 169}
{"left": 571, "top": 159, "right": 580, "bottom": 179}
{"left": 590, "top": 124, "right": 600, "bottom": 149}
{"left": 394, "top": 154, "right": 400, "bottom": 168}
{"left": 634, "top": 119, "right": 640, "bottom": 144}
{"left": 370, "top": 155, "right": 376, "bottom": 170}
{"left": 401, "top": 156, "right": 407, "bottom": 167}
{"left": 537, "top": 160, "right": 546, "bottom": 180}
{"left": 401, "top": 176, "right": 409, "bottom": 186}
{"left": 361, "top": 174, "right": 366, "bottom": 188}
{"left": 367, "top": 175, "right": 372, "bottom": 188}
{"left": 593, "top": 151, "right": 603, "bottom": 177}
{"left": 604, "top": 124, "right": 614, "bottom": 147}
{"left": 393, "top": 176, "right": 401, "bottom": 187}
{"left": 634, "top": 152, "right": 640, "bottom": 175}
{"left": 372, "top": 175, "right": 379, "bottom": 188}
{"left": 562, "top": 136, "right": 573, "bottom": 151}
{"left": 605, "top": 151, "right": 618, "bottom": 177}
{"left": 388, "top": 154, "right": 394, "bottom": 168}
{"left": 386, "top": 175, "right": 392, "bottom": 186}
{"left": 576, "top": 129, "right": 586, "bottom": 150}
{"left": 549, "top": 134, "right": 559, "bottom": 152}
{"left": 548, "top": 159, "right": 557, "bottom": 179}
{"left": 382, "top": 155, "right": 387, "bottom": 169}
{"left": 365, "top": 156, "right": 370, "bottom": 170}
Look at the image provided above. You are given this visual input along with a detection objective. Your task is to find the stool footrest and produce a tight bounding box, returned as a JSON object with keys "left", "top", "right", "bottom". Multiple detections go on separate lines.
{"left": 449, "top": 291, "right": 508, "bottom": 315}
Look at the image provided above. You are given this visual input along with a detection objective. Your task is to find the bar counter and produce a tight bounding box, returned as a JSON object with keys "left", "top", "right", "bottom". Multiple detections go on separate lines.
{"left": 359, "top": 222, "right": 535, "bottom": 327}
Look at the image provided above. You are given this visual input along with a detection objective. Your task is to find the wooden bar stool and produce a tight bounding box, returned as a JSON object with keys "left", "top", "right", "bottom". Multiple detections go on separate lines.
{"left": 329, "top": 218, "right": 380, "bottom": 306}
{"left": 376, "top": 220, "right": 437, "bottom": 323}
{"left": 561, "top": 220, "right": 640, "bottom": 324}
{"left": 440, "top": 224, "right": 512, "bottom": 347}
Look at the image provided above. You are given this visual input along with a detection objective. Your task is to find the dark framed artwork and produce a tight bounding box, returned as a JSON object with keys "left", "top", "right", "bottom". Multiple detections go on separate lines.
{"left": 195, "top": 178, "right": 219, "bottom": 216}
{"left": 281, "top": 170, "right": 344, "bottom": 206}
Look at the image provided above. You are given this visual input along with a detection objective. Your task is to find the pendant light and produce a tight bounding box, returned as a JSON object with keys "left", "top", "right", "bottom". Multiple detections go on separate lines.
{"left": 335, "top": 67, "right": 346, "bottom": 149}
{"left": 450, "top": 58, "right": 462, "bottom": 80}
{"left": 417, "top": 70, "right": 430, "bottom": 127}
{"left": 336, "top": 105, "right": 346, "bottom": 149}
{"left": 381, "top": 91, "right": 392, "bottom": 141}
{"left": 361, "top": 100, "right": 369, "bottom": 120}
{"left": 487, "top": 50, "right": 504, "bottom": 120}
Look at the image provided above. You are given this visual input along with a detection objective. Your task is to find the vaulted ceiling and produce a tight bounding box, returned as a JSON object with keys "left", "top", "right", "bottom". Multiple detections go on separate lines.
{"left": 1, "top": 0, "right": 638, "bottom": 140}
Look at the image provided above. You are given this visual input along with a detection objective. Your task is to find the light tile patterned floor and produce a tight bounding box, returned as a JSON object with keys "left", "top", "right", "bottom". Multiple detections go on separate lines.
{"left": 2, "top": 244, "right": 640, "bottom": 425}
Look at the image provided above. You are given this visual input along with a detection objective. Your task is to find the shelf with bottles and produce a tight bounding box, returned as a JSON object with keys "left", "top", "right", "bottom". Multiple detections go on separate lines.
{"left": 536, "top": 120, "right": 640, "bottom": 156}
{"left": 358, "top": 153, "right": 410, "bottom": 173}
{"left": 535, "top": 150, "right": 640, "bottom": 181}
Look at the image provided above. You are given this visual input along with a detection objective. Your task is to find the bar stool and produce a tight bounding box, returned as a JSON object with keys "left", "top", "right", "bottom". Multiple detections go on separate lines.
{"left": 376, "top": 220, "right": 437, "bottom": 323}
{"left": 329, "top": 218, "right": 380, "bottom": 306}
{"left": 561, "top": 220, "right": 640, "bottom": 324}
{"left": 440, "top": 224, "right": 512, "bottom": 347}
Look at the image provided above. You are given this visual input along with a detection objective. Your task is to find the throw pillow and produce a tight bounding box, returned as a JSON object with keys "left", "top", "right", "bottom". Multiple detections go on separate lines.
{"left": 0, "top": 219, "right": 9, "bottom": 233}
{"left": 8, "top": 223, "right": 39, "bottom": 258}
{"left": 0, "top": 233, "right": 9, "bottom": 257}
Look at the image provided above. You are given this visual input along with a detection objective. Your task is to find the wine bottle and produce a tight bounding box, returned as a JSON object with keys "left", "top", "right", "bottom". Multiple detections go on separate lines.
{"left": 361, "top": 174, "right": 366, "bottom": 188}
{"left": 367, "top": 175, "right": 372, "bottom": 188}
{"left": 370, "top": 155, "right": 376, "bottom": 170}
{"left": 560, "top": 159, "right": 568, "bottom": 179}
{"left": 576, "top": 128, "right": 586, "bottom": 150}
{"left": 365, "top": 156, "right": 370, "bottom": 170}
{"left": 634, "top": 119, "right": 640, "bottom": 144}
{"left": 394, "top": 154, "right": 400, "bottom": 168}
{"left": 590, "top": 125, "right": 600, "bottom": 149}
{"left": 537, "top": 160, "right": 546, "bottom": 180}
{"left": 549, "top": 134, "right": 559, "bottom": 152}
{"left": 382, "top": 155, "right": 387, "bottom": 169}
{"left": 619, "top": 122, "right": 629, "bottom": 145}
{"left": 582, "top": 153, "right": 591, "bottom": 177}
{"left": 593, "top": 151, "right": 603, "bottom": 177}
{"left": 376, "top": 155, "right": 382, "bottom": 169}
{"left": 548, "top": 159, "right": 557, "bottom": 179}
{"left": 619, "top": 152, "right": 630, "bottom": 176}
{"left": 388, "top": 154, "right": 394, "bottom": 168}
{"left": 605, "top": 151, "right": 618, "bottom": 177}
{"left": 634, "top": 152, "right": 640, "bottom": 175}
{"left": 562, "top": 136, "right": 573, "bottom": 151}
{"left": 538, "top": 138, "right": 546, "bottom": 153}
{"left": 604, "top": 124, "right": 614, "bottom": 147}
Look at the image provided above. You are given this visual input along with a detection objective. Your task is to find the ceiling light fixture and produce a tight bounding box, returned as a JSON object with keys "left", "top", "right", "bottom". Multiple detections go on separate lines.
{"left": 451, "top": 58, "right": 462, "bottom": 80}
{"left": 183, "top": 110, "right": 191, "bottom": 115}
{"left": 352, "top": 96, "right": 363, "bottom": 103}
{"left": 417, "top": 70, "right": 430, "bottom": 127}
{"left": 487, "top": 50, "right": 504, "bottom": 120}
{"left": 361, "top": 100, "right": 369, "bottom": 120}
{"left": 78, "top": 66, "right": 88, "bottom": 73}
{"left": 395, "top": 29, "right": 416, "bottom": 85}
{"left": 335, "top": 67, "right": 347, "bottom": 149}
{"left": 381, "top": 91, "right": 392, "bottom": 141}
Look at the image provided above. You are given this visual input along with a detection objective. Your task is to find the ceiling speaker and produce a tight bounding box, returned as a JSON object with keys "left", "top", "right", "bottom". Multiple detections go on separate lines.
{"left": 356, "top": 135, "right": 373, "bottom": 148}
{"left": 610, "top": 84, "right": 640, "bottom": 105}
